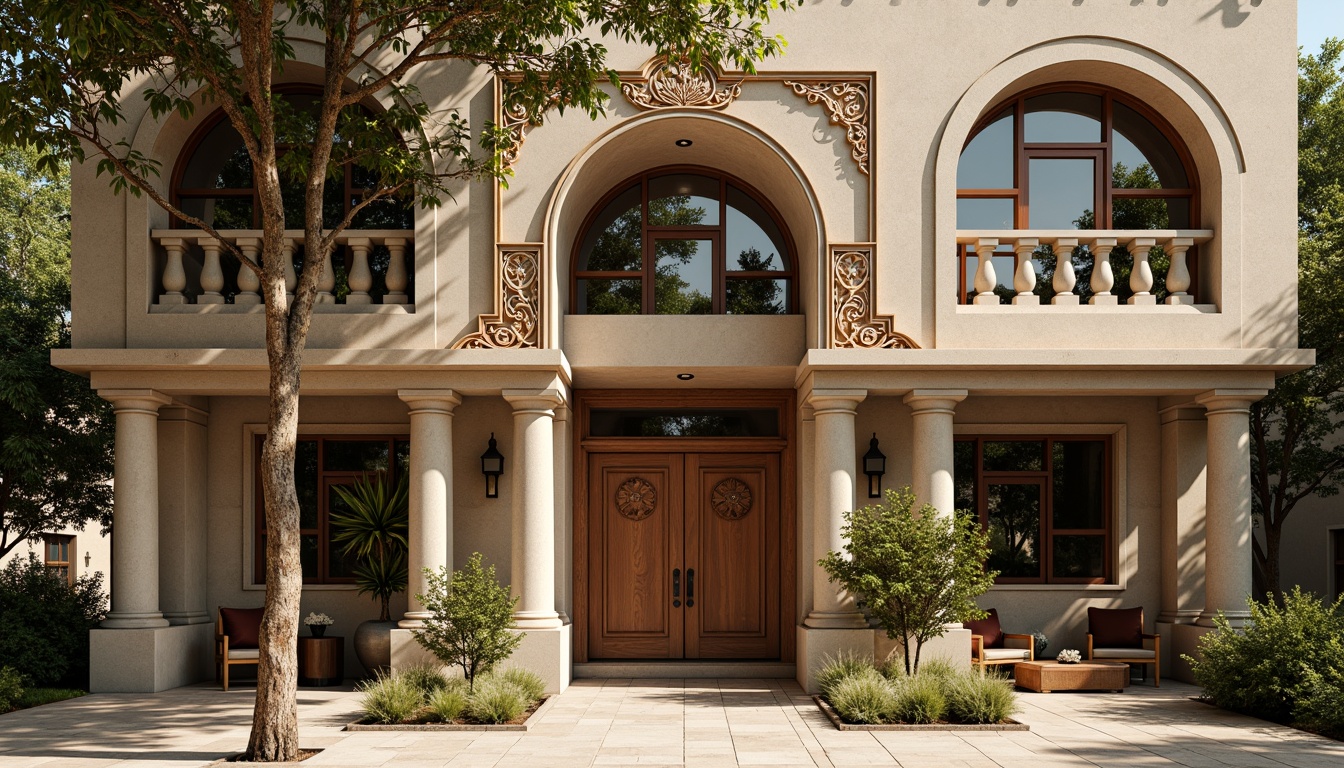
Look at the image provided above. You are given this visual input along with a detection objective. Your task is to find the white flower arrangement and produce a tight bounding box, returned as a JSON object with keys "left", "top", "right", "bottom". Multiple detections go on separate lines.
{"left": 303, "top": 612, "right": 335, "bottom": 627}
{"left": 1056, "top": 649, "right": 1082, "bottom": 664}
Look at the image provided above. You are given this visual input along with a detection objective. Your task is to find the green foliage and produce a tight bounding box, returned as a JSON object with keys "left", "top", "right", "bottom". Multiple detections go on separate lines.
{"left": 1187, "top": 588, "right": 1344, "bottom": 738}
{"left": 357, "top": 672, "right": 424, "bottom": 725}
{"left": 821, "top": 656, "right": 1017, "bottom": 725}
{"left": 909, "top": 657, "right": 958, "bottom": 681}
{"left": 496, "top": 667, "right": 546, "bottom": 702}
{"left": 414, "top": 553, "right": 523, "bottom": 691}
{"left": 0, "top": 666, "right": 22, "bottom": 711}
{"left": 816, "top": 650, "right": 876, "bottom": 698}
{"left": 330, "top": 474, "right": 409, "bottom": 621}
{"left": 466, "top": 678, "right": 529, "bottom": 724}
{"left": 945, "top": 672, "right": 1018, "bottom": 725}
{"left": 0, "top": 553, "right": 106, "bottom": 687}
{"left": 425, "top": 684, "right": 469, "bottom": 723}
{"left": 398, "top": 662, "right": 451, "bottom": 698}
{"left": 819, "top": 487, "right": 996, "bottom": 676}
{"left": 890, "top": 673, "right": 948, "bottom": 725}
{"left": 828, "top": 672, "right": 897, "bottom": 725}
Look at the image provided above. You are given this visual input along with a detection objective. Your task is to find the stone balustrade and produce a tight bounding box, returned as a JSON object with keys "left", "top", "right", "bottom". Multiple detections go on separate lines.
{"left": 955, "top": 230, "right": 1215, "bottom": 307}
{"left": 151, "top": 229, "right": 413, "bottom": 308}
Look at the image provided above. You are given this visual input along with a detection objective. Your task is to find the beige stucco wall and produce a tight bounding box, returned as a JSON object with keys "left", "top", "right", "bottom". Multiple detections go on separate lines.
{"left": 1275, "top": 495, "right": 1344, "bottom": 600}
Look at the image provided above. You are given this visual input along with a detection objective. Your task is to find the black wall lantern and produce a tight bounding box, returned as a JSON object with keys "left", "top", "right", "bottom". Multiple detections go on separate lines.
{"left": 863, "top": 433, "right": 886, "bottom": 498}
{"left": 480, "top": 433, "right": 504, "bottom": 498}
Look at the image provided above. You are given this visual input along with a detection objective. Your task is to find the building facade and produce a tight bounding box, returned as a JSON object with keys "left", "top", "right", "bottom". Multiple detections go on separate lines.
{"left": 56, "top": 1, "right": 1310, "bottom": 693}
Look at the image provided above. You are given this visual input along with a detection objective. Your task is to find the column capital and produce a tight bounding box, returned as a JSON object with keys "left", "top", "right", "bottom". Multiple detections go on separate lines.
{"left": 99, "top": 389, "right": 172, "bottom": 413}
{"left": 807, "top": 389, "right": 866, "bottom": 414}
{"left": 800, "top": 403, "right": 815, "bottom": 422}
{"left": 903, "top": 389, "right": 968, "bottom": 414}
{"left": 398, "top": 389, "right": 462, "bottom": 414}
{"left": 1196, "top": 389, "right": 1268, "bottom": 415}
{"left": 1158, "top": 401, "right": 1206, "bottom": 424}
{"left": 503, "top": 389, "right": 565, "bottom": 412}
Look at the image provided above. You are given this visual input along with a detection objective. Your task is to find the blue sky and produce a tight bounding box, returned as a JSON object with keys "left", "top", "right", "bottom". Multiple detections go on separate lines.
{"left": 1299, "top": 0, "right": 1342, "bottom": 55}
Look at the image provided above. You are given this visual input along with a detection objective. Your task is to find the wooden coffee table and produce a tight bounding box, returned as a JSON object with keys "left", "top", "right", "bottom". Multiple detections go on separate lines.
{"left": 1014, "top": 660, "right": 1129, "bottom": 693}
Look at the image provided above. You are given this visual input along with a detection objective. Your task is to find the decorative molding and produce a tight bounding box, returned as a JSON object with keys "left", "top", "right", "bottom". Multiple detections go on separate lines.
{"left": 621, "top": 55, "right": 743, "bottom": 111}
{"left": 500, "top": 101, "right": 533, "bottom": 173}
{"left": 451, "top": 245, "right": 543, "bottom": 349}
{"left": 783, "top": 81, "right": 871, "bottom": 175}
{"left": 711, "top": 478, "right": 753, "bottom": 521}
{"left": 616, "top": 477, "right": 657, "bottom": 521}
{"left": 828, "top": 245, "right": 918, "bottom": 350}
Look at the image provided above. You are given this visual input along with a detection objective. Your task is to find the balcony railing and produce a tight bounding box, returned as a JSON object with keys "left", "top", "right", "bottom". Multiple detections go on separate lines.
{"left": 150, "top": 229, "right": 413, "bottom": 309}
{"left": 954, "top": 230, "right": 1215, "bottom": 307}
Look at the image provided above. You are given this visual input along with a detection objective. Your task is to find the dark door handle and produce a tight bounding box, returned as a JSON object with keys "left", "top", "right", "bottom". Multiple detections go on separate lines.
{"left": 686, "top": 568, "right": 695, "bottom": 607}
{"left": 672, "top": 568, "right": 681, "bottom": 608}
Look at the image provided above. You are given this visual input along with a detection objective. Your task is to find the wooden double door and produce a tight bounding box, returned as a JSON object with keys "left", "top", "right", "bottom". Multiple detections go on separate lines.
{"left": 587, "top": 452, "right": 781, "bottom": 659}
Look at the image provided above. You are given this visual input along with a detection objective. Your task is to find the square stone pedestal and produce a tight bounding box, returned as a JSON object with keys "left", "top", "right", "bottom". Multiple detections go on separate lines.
{"left": 89, "top": 623, "right": 214, "bottom": 692}
{"left": 797, "top": 626, "right": 874, "bottom": 693}
{"left": 1170, "top": 623, "right": 1216, "bottom": 684}
{"left": 875, "top": 627, "right": 972, "bottom": 673}
{"left": 391, "top": 623, "right": 572, "bottom": 694}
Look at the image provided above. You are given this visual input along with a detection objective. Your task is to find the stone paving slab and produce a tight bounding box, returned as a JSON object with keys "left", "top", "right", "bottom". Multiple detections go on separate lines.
{"left": 1, "top": 678, "right": 1343, "bottom": 767}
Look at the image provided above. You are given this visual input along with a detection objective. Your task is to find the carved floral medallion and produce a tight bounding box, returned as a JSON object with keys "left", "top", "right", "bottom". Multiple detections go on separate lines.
{"left": 711, "top": 478, "right": 753, "bottom": 521}
{"left": 452, "top": 248, "right": 541, "bottom": 349}
{"left": 616, "top": 477, "right": 657, "bottom": 521}
{"left": 830, "top": 247, "right": 918, "bottom": 349}
{"left": 622, "top": 55, "right": 742, "bottom": 110}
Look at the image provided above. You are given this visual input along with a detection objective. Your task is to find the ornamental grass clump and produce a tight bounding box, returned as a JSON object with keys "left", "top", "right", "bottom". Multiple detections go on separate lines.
{"left": 945, "top": 671, "right": 1019, "bottom": 725}
{"left": 425, "top": 684, "right": 469, "bottom": 723}
{"left": 817, "top": 650, "right": 876, "bottom": 698}
{"left": 828, "top": 671, "right": 898, "bottom": 725}
{"left": 400, "top": 662, "right": 451, "bottom": 697}
{"left": 890, "top": 673, "right": 947, "bottom": 725}
{"left": 497, "top": 667, "right": 546, "bottom": 702}
{"left": 820, "top": 657, "right": 1018, "bottom": 726}
{"left": 358, "top": 672, "right": 423, "bottom": 724}
{"left": 467, "top": 678, "right": 530, "bottom": 724}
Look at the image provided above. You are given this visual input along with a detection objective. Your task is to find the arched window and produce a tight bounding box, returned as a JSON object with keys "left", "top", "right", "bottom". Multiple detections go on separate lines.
{"left": 171, "top": 89, "right": 413, "bottom": 231}
{"left": 573, "top": 168, "right": 795, "bottom": 315}
{"left": 956, "top": 85, "right": 1199, "bottom": 303}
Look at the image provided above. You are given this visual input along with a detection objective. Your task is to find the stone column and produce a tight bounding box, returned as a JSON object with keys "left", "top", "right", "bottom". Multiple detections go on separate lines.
{"left": 100, "top": 390, "right": 172, "bottom": 629}
{"left": 553, "top": 404, "right": 572, "bottom": 624}
{"left": 903, "top": 390, "right": 968, "bottom": 517}
{"left": 1158, "top": 404, "right": 1207, "bottom": 626}
{"left": 158, "top": 400, "right": 210, "bottom": 625}
{"left": 804, "top": 390, "right": 869, "bottom": 628}
{"left": 397, "top": 391, "right": 461, "bottom": 627}
{"left": 503, "top": 389, "right": 564, "bottom": 629}
{"left": 1196, "top": 389, "right": 1267, "bottom": 627}
{"left": 798, "top": 404, "right": 816, "bottom": 622}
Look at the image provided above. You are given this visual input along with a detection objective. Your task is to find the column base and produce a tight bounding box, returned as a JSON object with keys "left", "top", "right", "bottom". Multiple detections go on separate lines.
{"left": 973, "top": 294, "right": 1000, "bottom": 306}
{"left": 797, "top": 625, "right": 873, "bottom": 693}
{"left": 398, "top": 612, "right": 430, "bottom": 629}
{"left": 874, "top": 627, "right": 971, "bottom": 673}
{"left": 1128, "top": 294, "right": 1158, "bottom": 306}
{"left": 90, "top": 623, "right": 213, "bottom": 692}
{"left": 803, "top": 610, "right": 869, "bottom": 629}
{"left": 1197, "top": 610, "right": 1250, "bottom": 628}
{"left": 1167, "top": 294, "right": 1195, "bottom": 306}
{"left": 1090, "top": 294, "right": 1118, "bottom": 306}
{"left": 1051, "top": 294, "right": 1080, "bottom": 306}
{"left": 163, "top": 611, "right": 212, "bottom": 626}
{"left": 1156, "top": 610, "right": 1201, "bottom": 625}
{"left": 506, "top": 624, "right": 571, "bottom": 694}
{"left": 513, "top": 611, "right": 564, "bottom": 629}
{"left": 1171, "top": 623, "right": 1219, "bottom": 684}
{"left": 1011, "top": 294, "right": 1039, "bottom": 306}
{"left": 102, "top": 611, "right": 170, "bottom": 629}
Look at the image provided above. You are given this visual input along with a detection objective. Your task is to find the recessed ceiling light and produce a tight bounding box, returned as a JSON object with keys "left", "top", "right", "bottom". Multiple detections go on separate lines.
{"left": 676, "top": 373, "right": 695, "bottom": 380}
{"left": 675, "top": 138, "right": 693, "bottom": 147}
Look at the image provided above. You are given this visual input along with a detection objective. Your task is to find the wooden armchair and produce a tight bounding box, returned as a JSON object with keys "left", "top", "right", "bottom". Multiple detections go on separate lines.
{"left": 964, "top": 608, "right": 1033, "bottom": 676}
{"left": 1086, "top": 606, "right": 1160, "bottom": 687}
{"left": 216, "top": 606, "right": 265, "bottom": 691}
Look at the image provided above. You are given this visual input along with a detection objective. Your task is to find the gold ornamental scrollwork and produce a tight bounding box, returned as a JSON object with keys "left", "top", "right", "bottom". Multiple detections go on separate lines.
{"left": 711, "top": 478, "right": 753, "bottom": 521}
{"left": 622, "top": 55, "right": 742, "bottom": 111}
{"left": 499, "top": 101, "right": 533, "bottom": 173}
{"left": 616, "top": 477, "right": 657, "bottom": 521}
{"left": 451, "top": 246, "right": 543, "bottom": 349}
{"left": 829, "top": 246, "right": 918, "bottom": 350}
{"left": 784, "top": 80, "right": 871, "bottom": 176}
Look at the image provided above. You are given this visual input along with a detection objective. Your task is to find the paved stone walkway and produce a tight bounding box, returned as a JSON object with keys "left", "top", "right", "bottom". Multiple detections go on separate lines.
{"left": 1, "top": 678, "right": 1342, "bottom": 767}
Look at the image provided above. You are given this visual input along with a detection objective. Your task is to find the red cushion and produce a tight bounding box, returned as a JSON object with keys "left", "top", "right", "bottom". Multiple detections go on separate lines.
{"left": 220, "top": 607, "right": 265, "bottom": 649}
{"left": 963, "top": 608, "right": 1003, "bottom": 649}
{"left": 1088, "top": 607, "right": 1144, "bottom": 648}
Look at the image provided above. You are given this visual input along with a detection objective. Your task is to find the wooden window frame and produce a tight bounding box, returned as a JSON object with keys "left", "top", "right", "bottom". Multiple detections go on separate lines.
{"left": 957, "top": 435, "right": 1113, "bottom": 585}
{"left": 43, "top": 533, "right": 75, "bottom": 586}
{"left": 571, "top": 165, "right": 798, "bottom": 315}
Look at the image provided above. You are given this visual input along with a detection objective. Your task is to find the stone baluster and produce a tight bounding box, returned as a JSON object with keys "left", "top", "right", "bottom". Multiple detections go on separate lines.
{"left": 1012, "top": 238, "right": 1039, "bottom": 305}
{"left": 234, "top": 237, "right": 262, "bottom": 305}
{"left": 282, "top": 237, "right": 298, "bottom": 306}
{"left": 383, "top": 238, "right": 409, "bottom": 305}
{"left": 198, "top": 238, "right": 226, "bottom": 304}
{"left": 1127, "top": 237, "right": 1158, "bottom": 305}
{"left": 1051, "top": 238, "right": 1079, "bottom": 305}
{"left": 346, "top": 237, "right": 373, "bottom": 304}
{"left": 159, "top": 237, "right": 188, "bottom": 305}
{"left": 317, "top": 244, "right": 336, "bottom": 303}
{"left": 1089, "top": 237, "right": 1119, "bottom": 305}
{"left": 1165, "top": 237, "right": 1195, "bottom": 305}
{"left": 972, "top": 239, "right": 1000, "bottom": 305}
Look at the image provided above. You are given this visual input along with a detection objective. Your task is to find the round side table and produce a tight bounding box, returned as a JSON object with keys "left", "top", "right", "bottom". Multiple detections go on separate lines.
{"left": 297, "top": 635, "right": 345, "bottom": 686}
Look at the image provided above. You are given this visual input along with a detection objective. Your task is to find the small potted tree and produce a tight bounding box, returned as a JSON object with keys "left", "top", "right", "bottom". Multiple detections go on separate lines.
{"left": 330, "top": 473, "right": 409, "bottom": 675}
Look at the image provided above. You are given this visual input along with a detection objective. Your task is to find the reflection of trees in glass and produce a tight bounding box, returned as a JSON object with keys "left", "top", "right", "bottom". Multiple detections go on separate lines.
{"left": 585, "top": 194, "right": 715, "bottom": 314}
{"left": 986, "top": 484, "right": 1040, "bottom": 578}
{"left": 1052, "top": 536, "right": 1103, "bottom": 579}
{"left": 726, "top": 248, "right": 784, "bottom": 314}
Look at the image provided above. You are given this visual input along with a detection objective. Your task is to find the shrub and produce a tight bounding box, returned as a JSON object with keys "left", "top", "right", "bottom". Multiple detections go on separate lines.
{"left": 467, "top": 678, "right": 529, "bottom": 724}
{"left": 891, "top": 673, "right": 947, "bottom": 724}
{"left": 816, "top": 650, "right": 875, "bottom": 698}
{"left": 911, "top": 657, "right": 959, "bottom": 681}
{"left": 425, "top": 684, "right": 469, "bottom": 723}
{"left": 877, "top": 654, "right": 907, "bottom": 681}
{"left": 400, "top": 662, "right": 451, "bottom": 698}
{"left": 496, "top": 667, "right": 546, "bottom": 702}
{"left": 1188, "top": 587, "right": 1344, "bottom": 736}
{"left": 414, "top": 553, "right": 522, "bottom": 691}
{"left": 0, "top": 553, "right": 106, "bottom": 687}
{"left": 828, "top": 672, "right": 897, "bottom": 725}
{"left": 945, "top": 671, "right": 1018, "bottom": 724}
{"left": 0, "top": 666, "right": 23, "bottom": 712}
{"left": 357, "top": 672, "right": 423, "bottom": 724}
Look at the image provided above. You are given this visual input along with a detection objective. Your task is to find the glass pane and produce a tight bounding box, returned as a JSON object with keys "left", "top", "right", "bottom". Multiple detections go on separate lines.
{"left": 1028, "top": 158, "right": 1096, "bottom": 229}
{"left": 394, "top": 440, "right": 410, "bottom": 477}
{"left": 578, "top": 184, "right": 642, "bottom": 272}
{"left": 987, "top": 483, "right": 1042, "bottom": 579}
{"left": 958, "top": 109, "right": 1014, "bottom": 189}
{"left": 326, "top": 488, "right": 359, "bottom": 579}
{"left": 725, "top": 185, "right": 787, "bottom": 271}
{"left": 578, "top": 278, "right": 642, "bottom": 315}
{"left": 178, "top": 197, "right": 254, "bottom": 229}
{"left": 1112, "top": 197, "right": 1190, "bottom": 229}
{"left": 1052, "top": 535, "right": 1106, "bottom": 580}
{"left": 279, "top": 175, "right": 344, "bottom": 231}
{"left": 956, "top": 198, "right": 1015, "bottom": 229}
{"left": 1024, "top": 93, "right": 1103, "bottom": 143}
{"left": 1112, "top": 102, "right": 1188, "bottom": 189}
{"left": 296, "top": 440, "right": 319, "bottom": 529}
{"left": 589, "top": 408, "right": 779, "bottom": 437}
{"left": 726, "top": 279, "right": 787, "bottom": 315}
{"left": 323, "top": 440, "right": 389, "bottom": 472}
{"left": 649, "top": 174, "right": 719, "bottom": 226}
{"left": 654, "top": 239, "right": 713, "bottom": 314}
{"left": 1052, "top": 441, "right": 1106, "bottom": 530}
{"left": 300, "top": 535, "right": 319, "bottom": 579}
{"left": 954, "top": 441, "right": 976, "bottom": 514}
{"left": 46, "top": 540, "right": 59, "bottom": 561}
{"left": 983, "top": 440, "right": 1044, "bottom": 472}
{"left": 180, "top": 120, "right": 253, "bottom": 189}
{"left": 352, "top": 196, "right": 414, "bottom": 229}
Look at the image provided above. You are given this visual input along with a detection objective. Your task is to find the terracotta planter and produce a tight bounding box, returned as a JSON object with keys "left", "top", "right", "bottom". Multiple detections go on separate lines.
{"left": 353, "top": 619, "right": 397, "bottom": 675}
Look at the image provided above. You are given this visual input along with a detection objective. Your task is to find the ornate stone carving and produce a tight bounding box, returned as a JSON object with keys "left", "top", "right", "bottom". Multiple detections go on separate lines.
{"left": 500, "top": 101, "right": 533, "bottom": 172}
{"left": 711, "top": 478, "right": 753, "bottom": 521}
{"left": 783, "top": 81, "right": 871, "bottom": 175}
{"left": 829, "top": 246, "right": 918, "bottom": 350}
{"left": 622, "top": 55, "right": 742, "bottom": 110}
{"left": 616, "top": 478, "right": 657, "bottom": 521}
{"left": 451, "top": 246, "right": 542, "bottom": 349}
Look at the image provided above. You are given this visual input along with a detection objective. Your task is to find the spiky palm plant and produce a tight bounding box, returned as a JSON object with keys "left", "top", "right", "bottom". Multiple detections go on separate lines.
{"left": 331, "top": 474, "right": 409, "bottom": 621}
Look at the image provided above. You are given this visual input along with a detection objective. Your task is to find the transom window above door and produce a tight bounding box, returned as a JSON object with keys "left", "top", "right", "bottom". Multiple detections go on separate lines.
{"left": 573, "top": 168, "right": 796, "bottom": 315}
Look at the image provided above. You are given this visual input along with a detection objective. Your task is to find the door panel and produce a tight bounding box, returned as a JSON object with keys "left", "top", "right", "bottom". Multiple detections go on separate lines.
{"left": 587, "top": 453, "right": 684, "bottom": 659}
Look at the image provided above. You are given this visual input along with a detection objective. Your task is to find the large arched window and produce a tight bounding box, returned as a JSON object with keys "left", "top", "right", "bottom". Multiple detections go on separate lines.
{"left": 956, "top": 85, "right": 1199, "bottom": 303}
{"left": 572, "top": 168, "right": 795, "bottom": 315}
